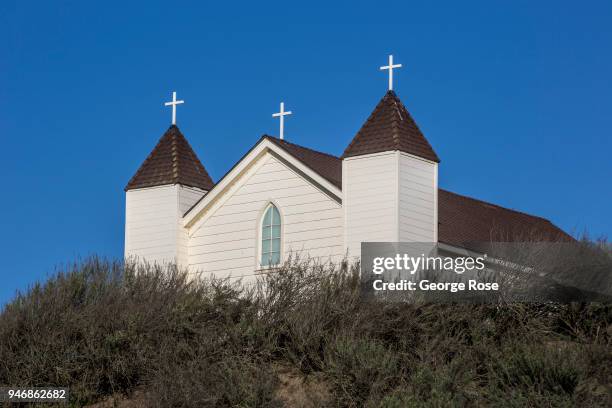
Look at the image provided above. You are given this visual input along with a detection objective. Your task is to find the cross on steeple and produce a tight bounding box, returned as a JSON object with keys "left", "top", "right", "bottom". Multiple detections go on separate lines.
{"left": 272, "top": 102, "right": 292, "bottom": 140}
{"left": 164, "top": 91, "right": 184, "bottom": 125}
{"left": 380, "top": 54, "right": 402, "bottom": 91}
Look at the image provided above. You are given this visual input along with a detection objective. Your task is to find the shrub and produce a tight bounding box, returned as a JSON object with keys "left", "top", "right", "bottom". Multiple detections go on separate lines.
{"left": 0, "top": 256, "right": 610, "bottom": 407}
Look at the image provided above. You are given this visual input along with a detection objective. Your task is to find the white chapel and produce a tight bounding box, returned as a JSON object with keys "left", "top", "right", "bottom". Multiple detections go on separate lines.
{"left": 124, "top": 57, "right": 569, "bottom": 280}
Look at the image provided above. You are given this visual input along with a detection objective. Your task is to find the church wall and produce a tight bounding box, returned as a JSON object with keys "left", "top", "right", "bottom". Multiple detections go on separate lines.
{"left": 187, "top": 153, "right": 344, "bottom": 279}
{"left": 398, "top": 152, "right": 438, "bottom": 242}
{"left": 125, "top": 185, "right": 181, "bottom": 265}
{"left": 176, "top": 186, "right": 207, "bottom": 268}
{"left": 343, "top": 151, "right": 399, "bottom": 259}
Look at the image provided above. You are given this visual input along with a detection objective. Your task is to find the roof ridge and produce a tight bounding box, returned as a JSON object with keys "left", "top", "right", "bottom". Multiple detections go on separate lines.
{"left": 263, "top": 135, "right": 341, "bottom": 160}
{"left": 171, "top": 129, "right": 179, "bottom": 179}
{"left": 125, "top": 129, "right": 170, "bottom": 190}
{"left": 396, "top": 94, "right": 427, "bottom": 138}
{"left": 391, "top": 97, "right": 402, "bottom": 146}
{"left": 341, "top": 94, "right": 387, "bottom": 157}
{"left": 439, "top": 188, "right": 551, "bottom": 222}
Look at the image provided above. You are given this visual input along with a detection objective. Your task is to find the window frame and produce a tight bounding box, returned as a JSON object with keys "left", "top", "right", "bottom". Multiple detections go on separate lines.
{"left": 258, "top": 202, "right": 283, "bottom": 269}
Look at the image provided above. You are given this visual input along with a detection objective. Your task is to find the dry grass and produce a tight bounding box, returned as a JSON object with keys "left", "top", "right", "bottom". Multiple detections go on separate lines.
{"left": 0, "top": 256, "right": 610, "bottom": 407}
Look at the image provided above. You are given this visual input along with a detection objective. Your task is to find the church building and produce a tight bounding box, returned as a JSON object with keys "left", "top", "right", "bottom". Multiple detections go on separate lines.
{"left": 124, "top": 57, "right": 570, "bottom": 280}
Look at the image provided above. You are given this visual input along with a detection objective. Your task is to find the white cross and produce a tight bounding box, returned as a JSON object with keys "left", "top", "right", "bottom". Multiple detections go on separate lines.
{"left": 380, "top": 54, "right": 402, "bottom": 91}
{"left": 164, "top": 91, "right": 184, "bottom": 125}
{"left": 272, "top": 102, "right": 292, "bottom": 140}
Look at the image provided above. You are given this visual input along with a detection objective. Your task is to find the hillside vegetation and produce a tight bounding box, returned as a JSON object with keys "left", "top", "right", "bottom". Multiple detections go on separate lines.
{"left": 0, "top": 258, "right": 610, "bottom": 407}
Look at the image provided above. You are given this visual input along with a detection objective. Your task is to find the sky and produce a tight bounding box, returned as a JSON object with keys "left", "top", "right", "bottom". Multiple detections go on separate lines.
{"left": 1, "top": 0, "right": 611, "bottom": 305}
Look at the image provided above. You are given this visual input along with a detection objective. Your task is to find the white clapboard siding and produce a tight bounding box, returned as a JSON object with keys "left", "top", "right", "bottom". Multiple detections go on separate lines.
{"left": 125, "top": 185, "right": 206, "bottom": 268}
{"left": 189, "top": 237, "right": 255, "bottom": 256}
{"left": 188, "top": 154, "right": 344, "bottom": 278}
{"left": 217, "top": 193, "right": 330, "bottom": 215}
{"left": 343, "top": 151, "right": 398, "bottom": 258}
{"left": 343, "top": 151, "right": 438, "bottom": 258}
{"left": 177, "top": 186, "right": 207, "bottom": 267}
{"left": 125, "top": 185, "right": 179, "bottom": 266}
{"left": 398, "top": 152, "right": 437, "bottom": 242}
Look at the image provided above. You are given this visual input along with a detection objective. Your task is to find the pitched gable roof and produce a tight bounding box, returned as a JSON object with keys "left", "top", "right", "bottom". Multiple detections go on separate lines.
{"left": 259, "top": 142, "right": 570, "bottom": 244}
{"left": 170, "top": 128, "right": 569, "bottom": 246}
{"left": 264, "top": 136, "right": 342, "bottom": 188}
{"left": 125, "top": 125, "right": 214, "bottom": 191}
{"left": 182, "top": 136, "right": 344, "bottom": 222}
{"left": 342, "top": 91, "right": 440, "bottom": 162}
{"left": 438, "top": 189, "right": 574, "bottom": 246}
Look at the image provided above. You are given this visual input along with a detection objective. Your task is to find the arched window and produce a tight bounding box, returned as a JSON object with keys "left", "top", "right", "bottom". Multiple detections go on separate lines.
{"left": 261, "top": 204, "right": 281, "bottom": 267}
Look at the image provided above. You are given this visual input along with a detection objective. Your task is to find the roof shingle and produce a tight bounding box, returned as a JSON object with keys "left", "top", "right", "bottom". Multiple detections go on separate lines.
{"left": 125, "top": 125, "right": 214, "bottom": 191}
{"left": 263, "top": 139, "right": 570, "bottom": 244}
{"left": 438, "top": 189, "right": 574, "bottom": 246}
{"left": 264, "top": 136, "right": 343, "bottom": 188}
{"left": 342, "top": 91, "right": 440, "bottom": 162}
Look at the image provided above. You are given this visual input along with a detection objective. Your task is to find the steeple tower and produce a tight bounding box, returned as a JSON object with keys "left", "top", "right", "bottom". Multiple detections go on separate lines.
{"left": 125, "top": 125, "right": 213, "bottom": 267}
{"left": 343, "top": 91, "right": 439, "bottom": 258}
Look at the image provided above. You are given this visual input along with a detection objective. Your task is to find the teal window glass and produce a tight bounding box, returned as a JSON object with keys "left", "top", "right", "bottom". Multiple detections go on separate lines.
{"left": 261, "top": 204, "right": 281, "bottom": 266}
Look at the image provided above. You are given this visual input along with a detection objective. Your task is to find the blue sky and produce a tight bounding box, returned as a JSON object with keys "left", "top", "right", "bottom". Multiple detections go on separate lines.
{"left": 1, "top": 0, "right": 611, "bottom": 305}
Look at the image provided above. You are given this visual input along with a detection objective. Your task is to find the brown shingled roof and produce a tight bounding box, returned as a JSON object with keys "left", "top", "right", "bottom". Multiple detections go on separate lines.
{"left": 342, "top": 91, "right": 440, "bottom": 162}
{"left": 176, "top": 128, "right": 570, "bottom": 246}
{"left": 264, "top": 136, "right": 342, "bottom": 188}
{"left": 438, "top": 189, "right": 574, "bottom": 246}
{"left": 262, "top": 141, "right": 570, "bottom": 244}
{"left": 125, "top": 125, "right": 214, "bottom": 191}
